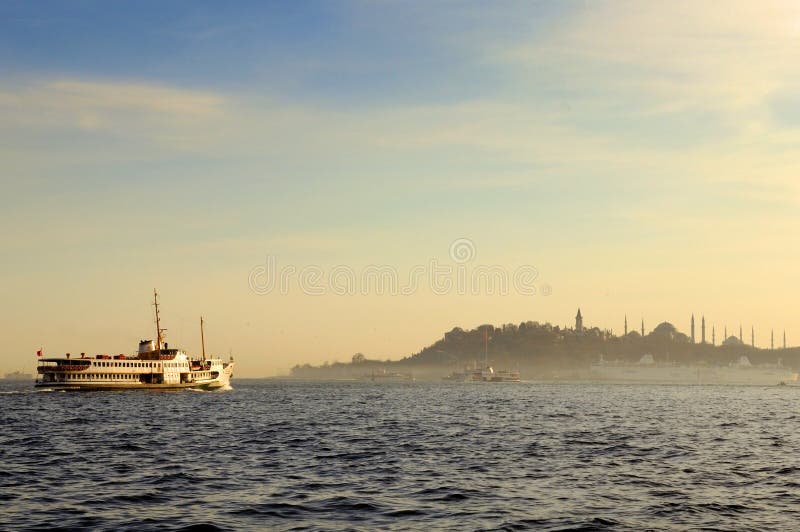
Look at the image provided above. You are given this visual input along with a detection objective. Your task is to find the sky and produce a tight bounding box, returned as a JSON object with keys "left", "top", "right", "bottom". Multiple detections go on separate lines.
{"left": 2, "top": 1, "right": 800, "bottom": 376}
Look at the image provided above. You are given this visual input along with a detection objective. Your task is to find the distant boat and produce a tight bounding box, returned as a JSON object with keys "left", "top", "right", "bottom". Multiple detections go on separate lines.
{"left": 360, "top": 369, "right": 413, "bottom": 382}
{"left": 3, "top": 371, "right": 33, "bottom": 381}
{"left": 442, "top": 367, "right": 472, "bottom": 381}
{"left": 445, "top": 331, "right": 521, "bottom": 382}
{"left": 35, "top": 290, "right": 234, "bottom": 390}
{"left": 468, "top": 366, "right": 521, "bottom": 383}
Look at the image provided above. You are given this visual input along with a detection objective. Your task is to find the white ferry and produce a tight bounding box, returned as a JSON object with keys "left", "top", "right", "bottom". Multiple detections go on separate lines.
{"left": 445, "top": 333, "right": 521, "bottom": 382}
{"left": 469, "top": 366, "right": 521, "bottom": 382}
{"left": 35, "top": 290, "right": 234, "bottom": 390}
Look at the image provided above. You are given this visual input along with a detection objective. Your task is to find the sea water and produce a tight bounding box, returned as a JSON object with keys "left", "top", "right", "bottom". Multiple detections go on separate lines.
{"left": 2, "top": 380, "right": 799, "bottom": 530}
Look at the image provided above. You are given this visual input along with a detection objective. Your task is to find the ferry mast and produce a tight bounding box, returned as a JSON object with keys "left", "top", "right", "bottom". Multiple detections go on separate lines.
{"left": 484, "top": 329, "right": 489, "bottom": 367}
{"left": 154, "top": 289, "right": 165, "bottom": 351}
{"left": 200, "top": 316, "right": 206, "bottom": 362}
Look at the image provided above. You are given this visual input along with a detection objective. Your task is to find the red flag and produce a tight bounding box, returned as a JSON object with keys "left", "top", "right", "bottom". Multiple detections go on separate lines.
{"left": 36, "top": 349, "right": 42, "bottom": 357}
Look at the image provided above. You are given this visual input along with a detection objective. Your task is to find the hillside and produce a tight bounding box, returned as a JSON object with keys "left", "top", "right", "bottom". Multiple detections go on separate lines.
{"left": 291, "top": 320, "right": 800, "bottom": 380}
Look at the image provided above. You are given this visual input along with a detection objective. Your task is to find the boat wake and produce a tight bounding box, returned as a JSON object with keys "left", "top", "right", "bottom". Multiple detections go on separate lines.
{"left": 188, "top": 383, "right": 233, "bottom": 392}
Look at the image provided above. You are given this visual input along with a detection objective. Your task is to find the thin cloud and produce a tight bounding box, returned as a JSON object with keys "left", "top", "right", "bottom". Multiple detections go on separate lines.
{"left": 0, "top": 78, "right": 228, "bottom": 150}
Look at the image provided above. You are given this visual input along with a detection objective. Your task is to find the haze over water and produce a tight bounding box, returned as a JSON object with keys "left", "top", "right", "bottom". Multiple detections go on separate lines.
{"left": 3, "top": 380, "right": 799, "bottom": 530}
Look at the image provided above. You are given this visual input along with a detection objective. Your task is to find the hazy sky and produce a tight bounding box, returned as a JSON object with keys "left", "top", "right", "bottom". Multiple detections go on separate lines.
{"left": 3, "top": 1, "right": 800, "bottom": 376}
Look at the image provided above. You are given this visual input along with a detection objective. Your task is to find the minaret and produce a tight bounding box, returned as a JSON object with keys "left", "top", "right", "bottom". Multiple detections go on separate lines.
{"left": 641, "top": 319, "right": 645, "bottom": 337}
{"left": 771, "top": 329, "right": 774, "bottom": 350}
{"left": 701, "top": 316, "right": 706, "bottom": 344}
{"left": 739, "top": 325, "right": 743, "bottom": 343}
{"left": 624, "top": 315, "right": 628, "bottom": 336}
{"left": 784, "top": 330, "right": 787, "bottom": 349}
{"left": 751, "top": 326, "right": 755, "bottom": 348}
{"left": 724, "top": 326, "right": 727, "bottom": 340}
{"left": 691, "top": 314, "right": 696, "bottom": 344}
{"left": 712, "top": 325, "right": 716, "bottom": 346}
{"left": 575, "top": 308, "right": 583, "bottom": 333}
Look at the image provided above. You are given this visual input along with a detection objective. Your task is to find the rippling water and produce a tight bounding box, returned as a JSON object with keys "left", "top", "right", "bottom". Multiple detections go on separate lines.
{"left": 2, "top": 380, "right": 799, "bottom": 530}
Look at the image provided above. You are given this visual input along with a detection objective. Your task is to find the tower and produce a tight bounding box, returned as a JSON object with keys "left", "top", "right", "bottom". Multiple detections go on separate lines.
{"left": 739, "top": 325, "right": 743, "bottom": 343}
{"left": 751, "top": 326, "right": 755, "bottom": 348}
{"left": 712, "top": 325, "right": 716, "bottom": 346}
{"left": 624, "top": 315, "right": 628, "bottom": 336}
{"left": 724, "top": 326, "right": 727, "bottom": 340}
{"left": 701, "top": 316, "right": 706, "bottom": 344}
{"left": 641, "top": 319, "right": 645, "bottom": 337}
{"left": 691, "top": 314, "right": 695, "bottom": 344}
{"left": 575, "top": 308, "right": 583, "bottom": 333}
{"left": 784, "top": 330, "right": 787, "bottom": 349}
{"left": 771, "top": 329, "right": 774, "bottom": 350}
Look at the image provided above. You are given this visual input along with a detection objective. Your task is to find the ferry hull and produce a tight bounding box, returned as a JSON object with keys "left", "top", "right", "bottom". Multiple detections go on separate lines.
{"left": 35, "top": 362, "right": 234, "bottom": 391}
{"left": 34, "top": 381, "right": 228, "bottom": 391}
